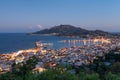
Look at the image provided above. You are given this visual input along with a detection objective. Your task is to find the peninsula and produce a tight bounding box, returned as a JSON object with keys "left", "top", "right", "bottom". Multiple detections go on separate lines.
{"left": 33, "top": 25, "right": 112, "bottom": 38}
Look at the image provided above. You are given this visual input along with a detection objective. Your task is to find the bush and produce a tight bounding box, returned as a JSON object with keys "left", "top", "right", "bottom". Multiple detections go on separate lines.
{"left": 77, "top": 72, "right": 100, "bottom": 80}
{"left": 110, "top": 62, "right": 120, "bottom": 74}
{"left": 36, "top": 69, "right": 78, "bottom": 80}
{"left": 105, "top": 72, "right": 120, "bottom": 80}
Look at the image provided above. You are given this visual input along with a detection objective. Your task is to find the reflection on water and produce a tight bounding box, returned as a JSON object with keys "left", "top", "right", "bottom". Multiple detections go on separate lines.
{"left": 0, "top": 33, "right": 108, "bottom": 54}
{"left": 0, "top": 33, "right": 84, "bottom": 53}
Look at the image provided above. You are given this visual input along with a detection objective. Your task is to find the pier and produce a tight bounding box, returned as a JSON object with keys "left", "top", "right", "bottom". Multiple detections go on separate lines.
{"left": 60, "top": 38, "right": 111, "bottom": 46}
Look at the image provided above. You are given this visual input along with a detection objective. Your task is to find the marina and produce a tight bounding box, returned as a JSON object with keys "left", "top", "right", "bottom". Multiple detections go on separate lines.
{"left": 0, "top": 33, "right": 93, "bottom": 54}
{"left": 0, "top": 36, "right": 120, "bottom": 73}
{"left": 0, "top": 33, "right": 110, "bottom": 54}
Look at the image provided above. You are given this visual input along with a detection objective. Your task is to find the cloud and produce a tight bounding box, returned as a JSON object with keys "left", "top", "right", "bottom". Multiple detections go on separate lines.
{"left": 37, "top": 25, "right": 42, "bottom": 29}
{"left": 28, "top": 25, "right": 43, "bottom": 31}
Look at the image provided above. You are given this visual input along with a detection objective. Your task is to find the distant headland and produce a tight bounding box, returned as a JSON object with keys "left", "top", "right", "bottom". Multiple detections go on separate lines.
{"left": 32, "top": 25, "right": 117, "bottom": 38}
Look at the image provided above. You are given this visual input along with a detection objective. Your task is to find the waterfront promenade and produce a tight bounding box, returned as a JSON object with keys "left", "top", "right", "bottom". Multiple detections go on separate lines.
{"left": 0, "top": 38, "right": 120, "bottom": 73}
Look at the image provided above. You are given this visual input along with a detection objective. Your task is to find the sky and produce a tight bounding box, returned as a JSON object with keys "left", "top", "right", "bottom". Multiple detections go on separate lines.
{"left": 0, "top": 0, "right": 120, "bottom": 33}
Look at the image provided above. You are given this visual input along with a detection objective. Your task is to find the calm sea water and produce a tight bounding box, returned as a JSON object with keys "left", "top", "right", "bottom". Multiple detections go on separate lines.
{"left": 0, "top": 33, "right": 84, "bottom": 54}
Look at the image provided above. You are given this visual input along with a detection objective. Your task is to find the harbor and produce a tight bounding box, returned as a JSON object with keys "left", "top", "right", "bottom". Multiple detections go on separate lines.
{"left": 0, "top": 37, "right": 120, "bottom": 73}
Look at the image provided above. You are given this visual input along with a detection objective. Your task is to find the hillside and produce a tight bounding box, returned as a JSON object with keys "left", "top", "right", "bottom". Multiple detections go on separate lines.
{"left": 33, "top": 25, "right": 110, "bottom": 37}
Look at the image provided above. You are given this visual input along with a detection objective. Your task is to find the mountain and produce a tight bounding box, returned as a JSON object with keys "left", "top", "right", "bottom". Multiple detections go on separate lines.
{"left": 33, "top": 25, "right": 111, "bottom": 37}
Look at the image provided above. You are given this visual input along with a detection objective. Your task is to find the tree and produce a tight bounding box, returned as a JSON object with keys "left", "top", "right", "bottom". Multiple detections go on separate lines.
{"left": 36, "top": 69, "right": 78, "bottom": 80}
{"left": 77, "top": 72, "right": 100, "bottom": 80}
{"left": 110, "top": 62, "right": 120, "bottom": 74}
{"left": 12, "top": 55, "right": 38, "bottom": 76}
{"left": 105, "top": 72, "right": 120, "bottom": 80}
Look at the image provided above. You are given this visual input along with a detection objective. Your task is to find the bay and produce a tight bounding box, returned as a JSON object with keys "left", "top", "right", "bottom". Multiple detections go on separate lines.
{"left": 0, "top": 33, "right": 85, "bottom": 54}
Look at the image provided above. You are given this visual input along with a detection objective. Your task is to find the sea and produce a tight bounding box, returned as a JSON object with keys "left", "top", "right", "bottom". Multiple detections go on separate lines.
{"left": 0, "top": 33, "right": 86, "bottom": 54}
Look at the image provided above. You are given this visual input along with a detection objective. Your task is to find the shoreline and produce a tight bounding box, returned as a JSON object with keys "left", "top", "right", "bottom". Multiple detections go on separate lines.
{"left": 0, "top": 37, "right": 109, "bottom": 54}
{"left": 0, "top": 37, "right": 120, "bottom": 73}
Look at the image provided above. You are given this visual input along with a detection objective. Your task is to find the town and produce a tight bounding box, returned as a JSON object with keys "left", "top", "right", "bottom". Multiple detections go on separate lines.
{"left": 0, "top": 37, "right": 120, "bottom": 74}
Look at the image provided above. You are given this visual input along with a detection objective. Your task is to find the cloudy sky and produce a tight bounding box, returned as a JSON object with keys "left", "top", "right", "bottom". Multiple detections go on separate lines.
{"left": 0, "top": 0, "right": 120, "bottom": 33}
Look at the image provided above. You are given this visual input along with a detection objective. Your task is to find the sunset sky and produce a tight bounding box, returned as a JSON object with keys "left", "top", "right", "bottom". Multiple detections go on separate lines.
{"left": 0, "top": 0, "right": 120, "bottom": 33}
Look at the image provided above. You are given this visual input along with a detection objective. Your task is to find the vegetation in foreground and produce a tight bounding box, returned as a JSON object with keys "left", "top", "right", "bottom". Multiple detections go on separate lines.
{"left": 0, "top": 49, "right": 120, "bottom": 80}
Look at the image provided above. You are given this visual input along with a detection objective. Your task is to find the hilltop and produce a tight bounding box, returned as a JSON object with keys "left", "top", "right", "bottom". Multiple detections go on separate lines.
{"left": 33, "top": 25, "right": 111, "bottom": 37}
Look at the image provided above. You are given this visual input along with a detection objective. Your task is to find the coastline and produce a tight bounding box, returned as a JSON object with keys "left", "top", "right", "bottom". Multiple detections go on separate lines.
{"left": 0, "top": 37, "right": 120, "bottom": 73}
